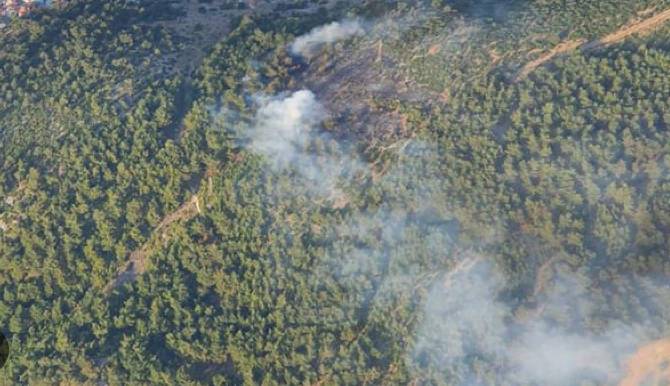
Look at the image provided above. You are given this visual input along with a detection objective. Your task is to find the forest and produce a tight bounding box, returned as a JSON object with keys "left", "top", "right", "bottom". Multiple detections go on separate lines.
{"left": 1, "top": 0, "right": 670, "bottom": 385}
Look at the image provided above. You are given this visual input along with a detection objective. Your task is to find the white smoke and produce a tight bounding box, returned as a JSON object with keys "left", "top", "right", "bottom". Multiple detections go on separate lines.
{"left": 410, "top": 259, "right": 645, "bottom": 386}
{"left": 225, "top": 8, "right": 670, "bottom": 386}
{"left": 509, "top": 322, "right": 636, "bottom": 386}
{"left": 240, "top": 88, "right": 654, "bottom": 385}
{"left": 290, "top": 19, "right": 365, "bottom": 57}
{"left": 249, "top": 89, "right": 325, "bottom": 165}
{"left": 245, "top": 89, "right": 365, "bottom": 197}
{"left": 410, "top": 258, "right": 507, "bottom": 386}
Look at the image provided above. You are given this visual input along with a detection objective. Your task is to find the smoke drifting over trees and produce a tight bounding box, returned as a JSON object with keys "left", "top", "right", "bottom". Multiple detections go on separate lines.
{"left": 248, "top": 90, "right": 325, "bottom": 167}
{"left": 3, "top": 0, "right": 670, "bottom": 384}
{"left": 237, "top": 8, "right": 670, "bottom": 385}
{"left": 290, "top": 19, "right": 365, "bottom": 57}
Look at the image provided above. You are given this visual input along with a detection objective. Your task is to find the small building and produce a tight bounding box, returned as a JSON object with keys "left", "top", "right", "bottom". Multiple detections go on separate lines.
{"left": 2, "top": 0, "right": 64, "bottom": 17}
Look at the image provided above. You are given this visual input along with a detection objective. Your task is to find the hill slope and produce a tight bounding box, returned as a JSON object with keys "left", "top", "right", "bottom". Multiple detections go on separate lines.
{"left": 2, "top": 0, "right": 670, "bottom": 384}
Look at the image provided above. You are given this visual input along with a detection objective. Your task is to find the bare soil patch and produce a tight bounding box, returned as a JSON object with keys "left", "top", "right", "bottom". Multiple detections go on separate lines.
{"left": 619, "top": 338, "right": 670, "bottom": 386}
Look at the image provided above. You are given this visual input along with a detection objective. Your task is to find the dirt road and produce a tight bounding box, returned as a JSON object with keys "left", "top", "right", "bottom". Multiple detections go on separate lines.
{"left": 514, "top": 39, "right": 585, "bottom": 81}
{"left": 103, "top": 195, "right": 201, "bottom": 294}
{"left": 515, "top": 7, "right": 670, "bottom": 81}
{"left": 592, "top": 8, "right": 670, "bottom": 47}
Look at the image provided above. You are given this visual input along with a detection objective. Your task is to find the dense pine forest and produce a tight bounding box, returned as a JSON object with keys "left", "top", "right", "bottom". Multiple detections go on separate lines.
{"left": 2, "top": 0, "right": 670, "bottom": 384}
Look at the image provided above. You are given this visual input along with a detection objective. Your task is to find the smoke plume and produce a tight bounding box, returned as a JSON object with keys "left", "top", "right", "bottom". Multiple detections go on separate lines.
{"left": 290, "top": 19, "right": 365, "bottom": 57}
{"left": 244, "top": 89, "right": 366, "bottom": 198}
{"left": 239, "top": 84, "right": 654, "bottom": 386}
{"left": 226, "top": 7, "right": 670, "bottom": 386}
{"left": 248, "top": 90, "right": 325, "bottom": 166}
{"left": 410, "top": 259, "right": 649, "bottom": 385}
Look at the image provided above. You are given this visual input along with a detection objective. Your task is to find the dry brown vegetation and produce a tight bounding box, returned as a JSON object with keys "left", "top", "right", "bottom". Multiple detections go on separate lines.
{"left": 151, "top": 0, "right": 340, "bottom": 77}
{"left": 148, "top": 2, "right": 241, "bottom": 77}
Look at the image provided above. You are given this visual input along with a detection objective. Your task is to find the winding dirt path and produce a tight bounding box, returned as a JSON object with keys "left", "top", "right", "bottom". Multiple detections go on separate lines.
{"left": 593, "top": 8, "right": 670, "bottom": 47}
{"left": 515, "top": 7, "right": 670, "bottom": 81}
{"left": 514, "top": 39, "right": 586, "bottom": 81}
{"left": 103, "top": 195, "right": 202, "bottom": 294}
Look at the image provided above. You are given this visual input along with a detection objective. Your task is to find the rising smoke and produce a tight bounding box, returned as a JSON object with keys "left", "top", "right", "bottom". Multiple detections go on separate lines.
{"left": 248, "top": 90, "right": 325, "bottom": 167}
{"left": 226, "top": 9, "right": 670, "bottom": 385}
{"left": 290, "top": 19, "right": 366, "bottom": 57}
{"left": 412, "top": 259, "right": 648, "bottom": 385}
{"left": 244, "top": 89, "right": 367, "bottom": 198}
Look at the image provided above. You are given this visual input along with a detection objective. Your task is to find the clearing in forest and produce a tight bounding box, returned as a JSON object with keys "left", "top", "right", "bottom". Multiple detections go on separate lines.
{"left": 618, "top": 338, "right": 670, "bottom": 386}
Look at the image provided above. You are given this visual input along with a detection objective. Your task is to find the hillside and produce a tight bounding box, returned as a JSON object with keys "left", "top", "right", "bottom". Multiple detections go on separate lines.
{"left": 2, "top": 0, "right": 670, "bottom": 385}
